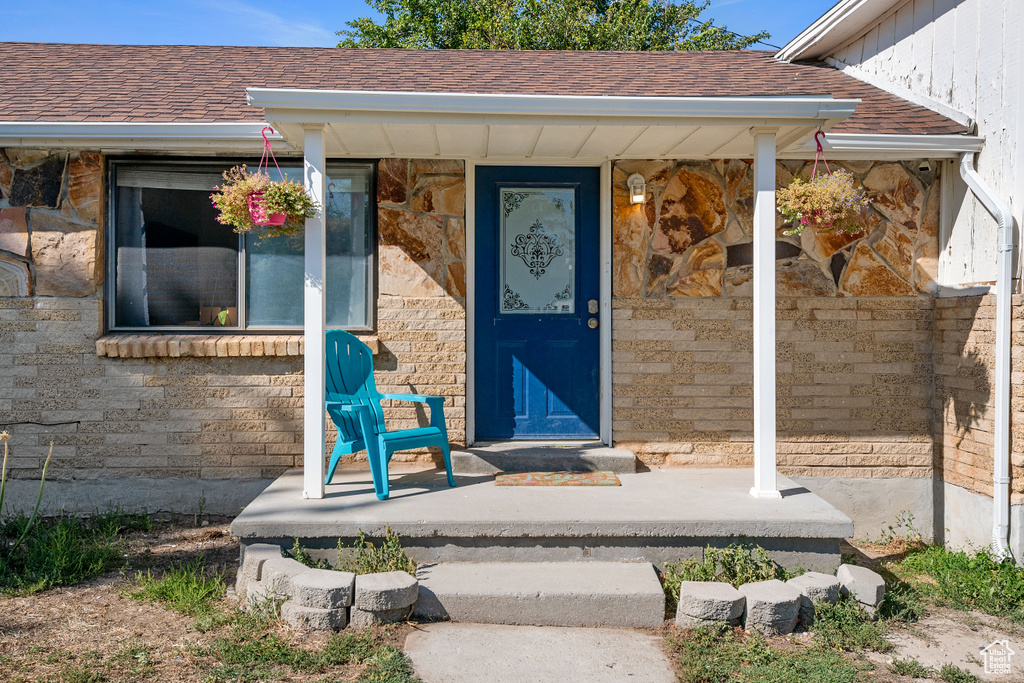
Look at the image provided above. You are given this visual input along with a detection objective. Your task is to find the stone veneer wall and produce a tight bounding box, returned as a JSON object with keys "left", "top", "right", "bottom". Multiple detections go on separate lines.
{"left": 0, "top": 150, "right": 466, "bottom": 494}
{"left": 610, "top": 159, "right": 939, "bottom": 478}
{"left": 933, "top": 294, "right": 1024, "bottom": 505}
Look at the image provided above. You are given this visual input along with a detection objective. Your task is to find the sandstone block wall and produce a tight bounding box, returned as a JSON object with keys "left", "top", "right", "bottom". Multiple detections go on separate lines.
{"left": 0, "top": 150, "right": 466, "bottom": 483}
{"left": 934, "top": 294, "right": 1024, "bottom": 504}
{"left": 613, "top": 296, "right": 934, "bottom": 478}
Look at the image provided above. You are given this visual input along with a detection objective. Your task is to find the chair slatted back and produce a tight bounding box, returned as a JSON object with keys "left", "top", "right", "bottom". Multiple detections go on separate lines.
{"left": 325, "top": 329, "right": 387, "bottom": 440}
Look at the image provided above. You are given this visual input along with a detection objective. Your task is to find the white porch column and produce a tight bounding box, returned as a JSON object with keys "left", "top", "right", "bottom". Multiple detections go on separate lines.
{"left": 750, "top": 127, "right": 782, "bottom": 500}
{"left": 302, "top": 124, "right": 328, "bottom": 500}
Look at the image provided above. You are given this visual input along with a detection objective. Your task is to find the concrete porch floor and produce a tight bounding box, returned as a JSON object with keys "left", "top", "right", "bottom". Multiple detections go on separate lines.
{"left": 230, "top": 467, "right": 854, "bottom": 572}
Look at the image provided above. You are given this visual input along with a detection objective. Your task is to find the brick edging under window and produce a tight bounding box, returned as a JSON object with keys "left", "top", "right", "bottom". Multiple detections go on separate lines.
{"left": 95, "top": 334, "right": 380, "bottom": 358}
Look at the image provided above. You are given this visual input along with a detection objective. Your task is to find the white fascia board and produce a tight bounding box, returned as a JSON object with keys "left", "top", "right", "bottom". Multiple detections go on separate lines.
{"left": 779, "top": 133, "right": 985, "bottom": 160}
{"left": 0, "top": 122, "right": 291, "bottom": 151}
{"left": 777, "top": 0, "right": 897, "bottom": 63}
{"left": 246, "top": 87, "right": 859, "bottom": 126}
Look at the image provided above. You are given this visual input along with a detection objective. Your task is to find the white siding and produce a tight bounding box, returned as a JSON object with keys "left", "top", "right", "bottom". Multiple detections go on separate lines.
{"left": 826, "top": 0, "right": 1023, "bottom": 286}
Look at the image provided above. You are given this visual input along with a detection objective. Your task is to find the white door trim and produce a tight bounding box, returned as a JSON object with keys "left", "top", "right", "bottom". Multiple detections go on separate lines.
{"left": 464, "top": 160, "right": 612, "bottom": 446}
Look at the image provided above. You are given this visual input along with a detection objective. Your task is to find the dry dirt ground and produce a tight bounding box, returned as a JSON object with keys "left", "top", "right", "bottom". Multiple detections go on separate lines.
{"left": 1, "top": 529, "right": 1021, "bottom": 682}
{"left": 0, "top": 524, "right": 410, "bottom": 682}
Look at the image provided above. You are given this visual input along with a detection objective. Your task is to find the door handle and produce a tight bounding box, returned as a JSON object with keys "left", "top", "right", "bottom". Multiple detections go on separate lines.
{"left": 588, "top": 299, "right": 599, "bottom": 314}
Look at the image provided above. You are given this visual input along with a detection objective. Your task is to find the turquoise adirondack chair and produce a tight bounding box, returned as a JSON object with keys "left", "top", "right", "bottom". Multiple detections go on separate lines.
{"left": 324, "top": 329, "right": 456, "bottom": 500}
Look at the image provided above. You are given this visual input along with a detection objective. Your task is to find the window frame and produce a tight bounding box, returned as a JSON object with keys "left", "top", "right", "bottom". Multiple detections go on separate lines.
{"left": 105, "top": 156, "right": 378, "bottom": 335}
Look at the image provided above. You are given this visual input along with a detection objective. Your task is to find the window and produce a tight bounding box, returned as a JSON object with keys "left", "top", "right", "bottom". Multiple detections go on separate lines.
{"left": 108, "top": 160, "right": 374, "bottom": 331}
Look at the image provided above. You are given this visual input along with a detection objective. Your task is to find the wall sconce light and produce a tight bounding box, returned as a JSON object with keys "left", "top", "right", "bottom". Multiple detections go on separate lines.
{"left": 627, "top": 173, "right": 646, "bottom": 204}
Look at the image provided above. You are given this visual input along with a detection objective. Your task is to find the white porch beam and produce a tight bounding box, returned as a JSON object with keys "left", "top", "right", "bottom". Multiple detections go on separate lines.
{"left": 750, "top": 127, "right": 782, "bottom": 500}
{"left": 302, "top": 124, "right": 328, "bottom": 500}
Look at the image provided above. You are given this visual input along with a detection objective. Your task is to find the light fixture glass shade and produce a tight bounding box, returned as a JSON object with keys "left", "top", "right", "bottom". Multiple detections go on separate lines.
{"left": 627, "top": 173, "right": 646, "bottom": 204}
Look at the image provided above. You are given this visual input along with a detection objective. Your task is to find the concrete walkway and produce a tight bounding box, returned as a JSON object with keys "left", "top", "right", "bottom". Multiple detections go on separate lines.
{"left": 404, "top": 623, "right": 676, "bottom": 683}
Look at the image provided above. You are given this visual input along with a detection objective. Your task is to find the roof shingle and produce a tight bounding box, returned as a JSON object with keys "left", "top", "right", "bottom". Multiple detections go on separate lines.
{"left": 0, "top": 43, "right": 966, "bottom": 136}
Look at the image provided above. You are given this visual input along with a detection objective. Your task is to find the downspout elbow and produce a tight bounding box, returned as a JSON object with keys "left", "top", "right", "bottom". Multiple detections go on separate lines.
{"left": 959, "top": 151, "right": 1016, "bottom": 561}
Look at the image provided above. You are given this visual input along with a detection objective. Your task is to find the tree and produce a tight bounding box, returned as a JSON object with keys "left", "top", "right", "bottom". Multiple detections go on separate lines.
{"left": 337, "top": 0, "right": 770, "bottom": 51}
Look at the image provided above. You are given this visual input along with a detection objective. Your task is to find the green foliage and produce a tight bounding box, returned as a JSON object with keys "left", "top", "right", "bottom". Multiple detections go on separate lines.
{"left": 0, "top": 513, "right": 133, "bottom": 595}
{"left": 890, "top": 657, "right": 935, "bottom": 678}
{"left": 49, "top": 664, "right": 104, "bottom": 683}
{"left": 338, "top": 527, "right": 417, "bottom": 576}
{"left": 893, "top": 545, "right": 1024, "bottom": 622}
{"left": 128, "top": 560, "right": 227, "bottom": 618}
{"left": 292, "top": 538, "right": 331, "bottom": 569}
{"left": 668, "top": 623, "right": 863, "bottom": 683}
{"left": 210, "top": 165, "right": 320, "bottom": 240}
{"left": 812, "top": 596, "right": 891, "bottom": 653}
{"left": 662, "top": 543, "right": 791, "bottom": 612}
{"left": 939, "top": 663, "right": 980, "bottom": 683}
{"left": 338, "top": 0, "right": 768, "bottom": 51}
{"left": 776, "top": 170, "right": 869, "bottom": 236}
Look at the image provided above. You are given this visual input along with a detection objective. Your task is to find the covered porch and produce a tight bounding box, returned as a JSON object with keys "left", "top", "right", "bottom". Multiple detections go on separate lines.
{"left": 244, "top": 86, "right": 864, "bottom": 503}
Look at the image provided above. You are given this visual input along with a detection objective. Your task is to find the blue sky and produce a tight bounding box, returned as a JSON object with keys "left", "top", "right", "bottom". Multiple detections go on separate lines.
{"left": 0, "top": 1, "right": 832, "bottom": 49}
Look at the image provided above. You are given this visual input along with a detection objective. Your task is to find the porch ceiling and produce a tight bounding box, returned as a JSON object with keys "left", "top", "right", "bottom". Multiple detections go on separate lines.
{"left": 247, "top": 88, "right": 859, "bottom": 161}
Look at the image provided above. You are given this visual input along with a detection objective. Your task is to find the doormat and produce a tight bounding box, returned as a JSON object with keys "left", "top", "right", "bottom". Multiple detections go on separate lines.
{"left": 494, "top": 471, "right": 621, "bottom": 486}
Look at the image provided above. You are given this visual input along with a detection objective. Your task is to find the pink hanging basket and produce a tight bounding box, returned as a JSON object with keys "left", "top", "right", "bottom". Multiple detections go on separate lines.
{"left": 247, "top": 190, "right": 287, "bottom": 227}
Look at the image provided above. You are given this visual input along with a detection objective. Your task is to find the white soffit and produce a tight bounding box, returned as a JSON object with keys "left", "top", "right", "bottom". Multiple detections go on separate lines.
{"left": 776, "top": 0, "right": 897, "bottom": 63}
{"left": 780, "top": 133, "right": 985, "bottom": 160}
{"left": 248, "top": 87, "right": 860, "bottom": 161}
{"left": 0, "top": 122, "right": 292, "bottom": 152}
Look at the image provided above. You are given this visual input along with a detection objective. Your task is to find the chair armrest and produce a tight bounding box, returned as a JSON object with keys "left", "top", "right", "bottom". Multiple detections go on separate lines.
{"left": 379, "top": 393, "right": 444, "bottom": 405}
{"left": 329, "top": 403, "right": 379, "bottom": 437}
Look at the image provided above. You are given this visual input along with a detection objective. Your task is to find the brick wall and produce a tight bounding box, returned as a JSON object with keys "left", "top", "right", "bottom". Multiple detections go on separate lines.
{"left": 612, "top": 297, "right": 934, "bottom": 479}
{"left": 934, "top": 294, "right": 1024, "bottom": 504}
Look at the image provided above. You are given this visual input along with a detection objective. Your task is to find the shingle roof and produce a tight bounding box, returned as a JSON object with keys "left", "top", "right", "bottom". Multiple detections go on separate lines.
{"left": 0, "top": 43, "right": 965, "bottom": 135}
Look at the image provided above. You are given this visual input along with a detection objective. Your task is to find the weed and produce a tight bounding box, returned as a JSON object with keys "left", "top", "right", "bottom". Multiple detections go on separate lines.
{"left": 876, "top": 568, "right": 926, "bottom": 623}
{"left": 893, "top": 545, "right": 1024, "bottom": 622}
{"left": 292, "top": 538, "right": 330, "bottom": 569}
{"left": 876, "top": 511, "right": 926, "bottom": 550}
{"left": 938, "top": 663, "right": 980, "bottom": 682}
{"left": 338, "top": 527, "right": 416, "bottom": 576}
{"left": 114, "top": 640, "right": 156, "bottom": 678}
{"left": 357, "top": 645, "right": 420, "bottom": 683}
{"left": 890, "top": 657, "right": 934, "bottom": 677}
{"left": 128, "top": 559, "right": 226, "bottom": 618}
{"left": 49, "top": 664, "right": 103, "bottom": 683}
{"left": 812, "top": 596, "right": 892, "bottom": 652}
{"left": 668, "top": 623, "right": 863, "bottom": 683}
{"left": 661, "top": 543, "right": 791, "bottom": 613}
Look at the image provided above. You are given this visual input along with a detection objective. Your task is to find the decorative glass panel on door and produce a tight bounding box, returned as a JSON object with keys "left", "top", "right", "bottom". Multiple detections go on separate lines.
{"left": 499, "top": 188, "right": 575, "bottom": 314}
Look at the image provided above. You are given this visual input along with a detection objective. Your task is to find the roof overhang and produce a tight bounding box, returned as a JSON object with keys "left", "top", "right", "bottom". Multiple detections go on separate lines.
{"left": 780, "top": 132, "right": 985, "bottom": 160}
{"left": 0, "top": 122, "right": 294, "bottom": 153}
{"left": 246, "top": 87, "right": 860, "bottom": 161}
{"left": 777, "top": 0, "right": 896, "bottom": 63}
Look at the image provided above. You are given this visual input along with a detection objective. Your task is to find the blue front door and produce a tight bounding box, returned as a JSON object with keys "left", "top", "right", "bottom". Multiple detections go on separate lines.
{"left": 475, "top": 166, "right": 600, "bottom": 439}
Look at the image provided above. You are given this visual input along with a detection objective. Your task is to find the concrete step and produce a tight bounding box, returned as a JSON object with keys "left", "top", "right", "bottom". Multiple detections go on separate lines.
{"left": 413, "top": 561, "right": 665, "bottom": 628}
{"left": 451, "top": 441, "right": 637, "bottom": 474}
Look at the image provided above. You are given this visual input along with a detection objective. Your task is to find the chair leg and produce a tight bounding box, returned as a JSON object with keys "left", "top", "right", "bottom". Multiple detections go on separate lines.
{"left": 440, "top": 442, "right": 456, "bottom": 488}
{"left": 365, "top": 439, "right": 387, "bottom": 500}
{"left": 375, "top": 436, "right": 390, "bottom": 500}
{"left": 326, "top": 440, "right": 345, "bottom": 485}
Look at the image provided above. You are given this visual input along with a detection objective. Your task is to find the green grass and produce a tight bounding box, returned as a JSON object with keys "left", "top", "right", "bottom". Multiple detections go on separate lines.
{"left": 661, "top": 543, "right": 792, "bottom": 613}
{"left": 938, "top": 663, "right": 980, "bottom": 683}
{"left": 890, "top": 545, "right": 1024, "bottom": 622}
{"left": 337, "top": 527, "right": 417, "bottom": 576}
{"left": 812, "top": 596, "right": 892, "bottom": 653}
{"left": 890, "top": 657, "right": 935, "bottom": 678}
{"left": 127, "top": 559, "right": 227, "bottom": 621}
{"left": 0, "top": 509, "right": 151, "bottom": 595}
{"left": 668, "top": 623, "right": 867, "bottom": 683}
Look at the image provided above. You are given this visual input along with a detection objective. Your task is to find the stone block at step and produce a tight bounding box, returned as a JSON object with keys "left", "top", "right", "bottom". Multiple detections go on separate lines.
{"left": 259, "top": 556, "right": 305, "bottom": 597}
{"left": 280, "top": 600, "right": 348, "bottom": 631}
{"left": 245, "top": 579, "right": 287, "bottom": 609}
{"left": 292, "top": 568, "right": 356, "bottom": 609}
{"left": 451, "top": 442, "right": 637, "bottom": 474}
{"left": 836, "top": 564, "right": 885, "bottom": 608}
{"left": 240, "top": 543, "right": 283, "bottom": 582}
{"left": 786, "top": 572, "right": 842, "bottom": 628}
{"left": 414, "top": 562, "right": 664, "bottom": 628}
{"left": 350, "top": 605, "right": 411, "bottom": 628}
{"left": 739, "top": 580, "right": 802, "bottom": 635}
{"left": 676, "top": 581, "right": 745, "bottom": 627}
{"left": 355, "top": 571, "right": 418, "bottom": 611}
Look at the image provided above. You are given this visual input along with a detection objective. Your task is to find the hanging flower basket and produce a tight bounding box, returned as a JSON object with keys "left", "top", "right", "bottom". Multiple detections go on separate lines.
{"left": 777, "top": 132, "right": 869, "bottom": 236}
{"left": 210, "top": 127, "right": 320, "bottom": 239}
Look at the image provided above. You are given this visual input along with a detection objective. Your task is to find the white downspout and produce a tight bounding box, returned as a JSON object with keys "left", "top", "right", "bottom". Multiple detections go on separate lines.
{"left": 959, "top": 152, "right": 1015, "bottom": 560}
